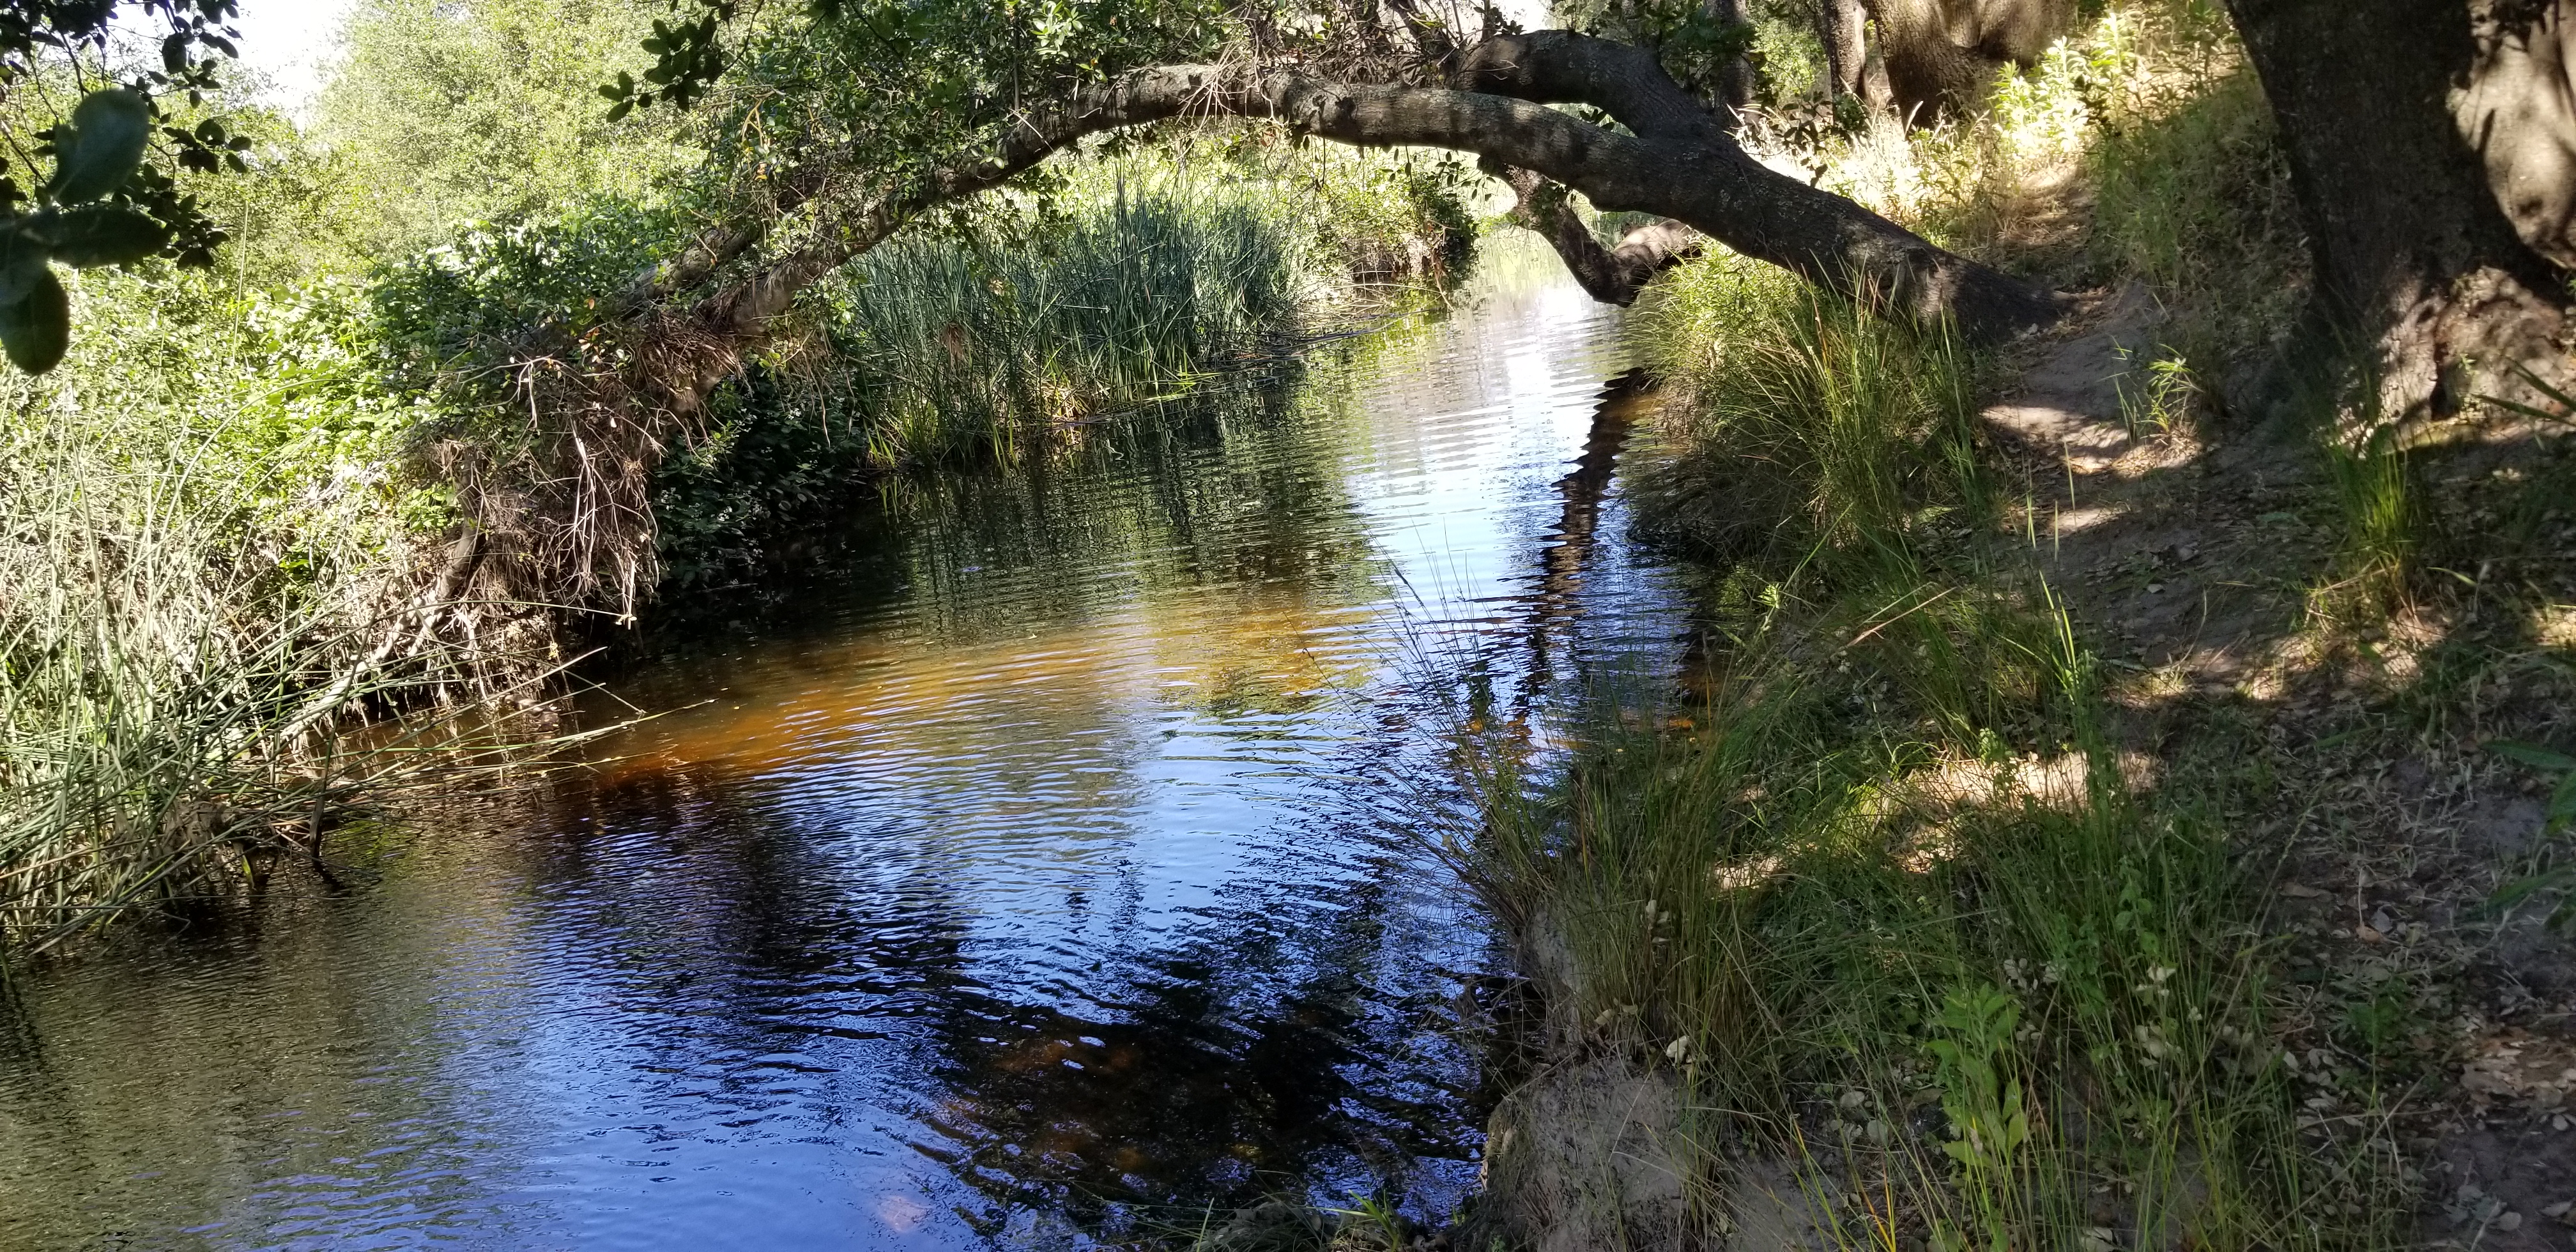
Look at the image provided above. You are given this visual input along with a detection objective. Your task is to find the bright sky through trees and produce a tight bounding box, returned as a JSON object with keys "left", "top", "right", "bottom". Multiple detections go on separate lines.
{"left": 231, "top": 0, "right": 356, "bottom": 105}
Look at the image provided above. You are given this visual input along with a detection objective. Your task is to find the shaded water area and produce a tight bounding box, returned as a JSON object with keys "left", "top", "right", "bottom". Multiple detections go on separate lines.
{"left": 0, "top": 273, "right": 1690, "bottom": 1249}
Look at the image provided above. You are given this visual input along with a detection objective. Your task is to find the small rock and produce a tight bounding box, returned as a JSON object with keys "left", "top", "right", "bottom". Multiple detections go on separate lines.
{"left": 2498, "top": 1211, "right": 2524, "bottom": 1232}
{"left": 2542, "top": 1200, "right": 2572, "bottom": 1219}
{"left": 2356, "top": 924, "right": 2386, "bottom": 943}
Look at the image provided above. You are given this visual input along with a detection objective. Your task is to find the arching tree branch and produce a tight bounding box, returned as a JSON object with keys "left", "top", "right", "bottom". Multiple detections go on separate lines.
{"left": 638, "top": 37, "right": 2058, "bottom": 415}
{"left": 1491, "top": 162, "right": 1703, "bottom": 305}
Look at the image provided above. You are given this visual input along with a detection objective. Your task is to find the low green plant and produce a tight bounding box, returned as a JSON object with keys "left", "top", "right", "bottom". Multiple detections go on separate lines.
{"left": 2483, "top": 740, "right": 2576, "bottom": 929}
{"left": 2312, "top": 404, "right": 2430, "bottom": 622}
{"left": 1923, "top": 986, "right": 2032, "bottom": 1252}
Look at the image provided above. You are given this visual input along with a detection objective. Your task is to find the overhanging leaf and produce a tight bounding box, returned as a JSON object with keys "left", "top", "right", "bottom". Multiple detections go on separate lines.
{"left": 0, "top": 267, "right": 71, "bottom": 374}
{"left": 0, "top": 229, "right": 49, "bottom": 305}
{"left": 38, "top": 205, "right": 170, "bottom": 267}
{"left": 47, "top": 88, "right": 151, "bottom": 204}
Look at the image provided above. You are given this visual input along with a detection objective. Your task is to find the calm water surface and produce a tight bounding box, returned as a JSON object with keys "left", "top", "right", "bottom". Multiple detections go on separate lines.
{"left": 0, "top": 275, "right": 1688, "bottom": 1249}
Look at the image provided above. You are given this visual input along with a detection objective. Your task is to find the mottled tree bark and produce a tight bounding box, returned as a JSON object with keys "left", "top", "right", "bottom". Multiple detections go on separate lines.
{"left": 1818, "top": 0, "right": 1889, "bottom": 105}
{"left": 1866, "top": 0, "right": 2071, "bottom": 121}
{"left": 2223, "top": 0, "right": 2572, "bottom": 415}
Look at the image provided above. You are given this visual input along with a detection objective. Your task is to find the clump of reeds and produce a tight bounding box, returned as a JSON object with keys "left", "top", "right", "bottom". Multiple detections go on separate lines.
{"left": 826, "top": 180, "right": 1305, "bottom": 466}
{"left": 0, "top": 332, "right": 507, "bottom": 954}
{"left": 654, "top": 148, "right": 1476, "bottom": 586}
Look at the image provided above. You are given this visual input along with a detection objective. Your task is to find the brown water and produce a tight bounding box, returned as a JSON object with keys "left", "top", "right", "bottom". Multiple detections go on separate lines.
{"left": 0, "top": 274, "right": 1687, "bottom": 1249}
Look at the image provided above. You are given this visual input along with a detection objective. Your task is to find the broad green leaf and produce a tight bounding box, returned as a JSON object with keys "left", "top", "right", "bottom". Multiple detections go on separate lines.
{"left": 47, "top": 88, "right": 151, "bottom": 204}
{"left": 0, "top": 227, "right": 49, "bottom": 305}
{"left": 2489, "top": 740, "right": 2576, "bottom": 772}
{"left": 38, "top": 205, "right": 169, "bottom": 267}
{"left": 0, "top": 267, "right": 70, "bottom": 374}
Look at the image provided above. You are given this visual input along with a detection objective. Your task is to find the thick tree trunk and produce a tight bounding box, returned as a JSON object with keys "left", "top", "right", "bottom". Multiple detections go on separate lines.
{"left": 1702, "top": 0, "right": 1755, "bottom": 109}
{"left": 2458, "top": 0, "right": 2576, "bottom": 271}
{"left": 1871, "top": 0, "right": 1996, "bottom": 119}
{"left": 1866, "top": 0, "right": 2072, "bottom": 121}
{"left": 2224, "top": 0, "right": 2572, "bottom": 416}
{"left": 1820, "top": 0, "right": 1867, "bottom": 96}
{"left": 1818, "top": 0, "right": 1891, "bottom": 107}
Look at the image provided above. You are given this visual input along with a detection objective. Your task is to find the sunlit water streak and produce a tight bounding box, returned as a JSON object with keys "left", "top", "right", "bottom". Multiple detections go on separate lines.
{"left": 0, "top": 270, "right": 1690, "bottom": 1249}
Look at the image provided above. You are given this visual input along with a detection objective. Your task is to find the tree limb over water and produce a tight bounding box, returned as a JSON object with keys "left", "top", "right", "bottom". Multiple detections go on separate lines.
{"left": 628, "top": 33, "right": 2059, "bottom": 418}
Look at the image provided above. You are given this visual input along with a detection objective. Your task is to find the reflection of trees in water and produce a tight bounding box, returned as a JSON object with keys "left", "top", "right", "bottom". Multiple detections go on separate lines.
{"left": 0, "top": 796, "right": 569, "bottom": 1247}
{"left": 569, "top": 754, "right": 1484, "bottom": 1239}
{"left": 917, "top": 837, "right": 1482, "bottom": 1235}
{"left": 1443, "top": 367, "right": 1670, "bottom": 736}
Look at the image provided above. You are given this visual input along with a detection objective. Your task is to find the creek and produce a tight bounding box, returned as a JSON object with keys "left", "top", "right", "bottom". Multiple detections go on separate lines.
{"left": 0, "top": 270, "right": 1689, "bottom": 1249}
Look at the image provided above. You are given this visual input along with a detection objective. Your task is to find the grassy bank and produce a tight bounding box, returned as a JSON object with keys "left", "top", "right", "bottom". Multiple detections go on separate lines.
{"left": 1446, "top": 2, "right": 2575, "bottom": 1247}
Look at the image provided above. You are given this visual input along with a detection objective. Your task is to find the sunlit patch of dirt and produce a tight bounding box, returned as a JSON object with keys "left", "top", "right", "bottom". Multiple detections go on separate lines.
{"left": 1973, "top": 277, "right": 2576, "bottom": 1246}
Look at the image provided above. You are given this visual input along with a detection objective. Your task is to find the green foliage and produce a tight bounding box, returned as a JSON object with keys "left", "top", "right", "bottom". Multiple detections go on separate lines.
{"left": 0, "top": 267, "right": 66, "bottom": 372}
{"left": 1553, "top": 0, "right": 1759, "bottom": 101}
{"left": 653, "top": 144, "right": 1468, "bottom": 586}
{"left": 314, "top": 0, "right": 695, "bottom": 258}
{"left": 1925, "top": 986, "right": 2032, "bottom": 1252}
{"left": 2083, "top": 65, "right": 2303, "bottom": 362}
{"left": 368, "top": 197, "right": 683, "bottom": 366}
{"left": 1632, "top": 255, "right": 1988, "bottom": 590}
{"left": 47, "top": 87, "right": 154, "bottom": 204}
{"left": 0, "top": 88, "right": 189, "bottom": 372}
{"left": 0, "top": 266, "right": 457, "bottom": 946}
{"left": 0, "top": 3, "right": 271, "bottom": 372}
{"left": 2483, "top": 740, "right": 2576, "bottom": 929}
{"left": 2312, "top": 412, "right": 2428, "bottom": 620}
{"left": 691, "top": 0, "right": 1231, "bottom": 209}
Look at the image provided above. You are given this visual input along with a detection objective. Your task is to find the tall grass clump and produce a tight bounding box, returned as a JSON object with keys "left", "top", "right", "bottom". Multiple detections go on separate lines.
{"left": 654, "top": 147, "right": 1476, "bottom": 585}
{"left": 1461, "top": 639, "right": 2391, "bottom": 1249}
{"left": 0, "top": 275, "right": 495, "bottom": 953}
{"left": 1446, "top": 4, "right": 2418, "bottom": 1246}
{"left": 2308, "top": 383, "right": 2435, "bottom": 625}
{"left": 1634, "top": 259, "right": 1986, "bottom": 573}
{"left": 831, "top": 185, "right": 1304, "bottom": 463}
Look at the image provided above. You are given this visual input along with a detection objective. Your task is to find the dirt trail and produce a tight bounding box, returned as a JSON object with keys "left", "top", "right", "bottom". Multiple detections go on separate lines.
{"left": 1983, "top": 294, "right": 2576, "bottom": 1250}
